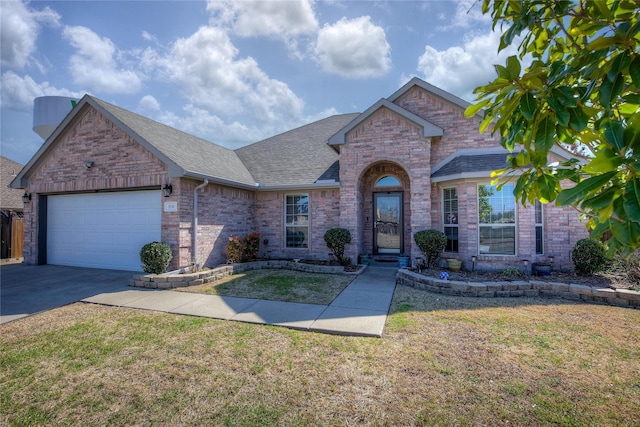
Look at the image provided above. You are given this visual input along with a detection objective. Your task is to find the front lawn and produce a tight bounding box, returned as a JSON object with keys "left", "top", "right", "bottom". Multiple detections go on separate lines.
{"left": 1, "top": 286, "right": 639, "bottom": 426}
{"left": 175, "top": 269, "right": 354, "bottom": 305}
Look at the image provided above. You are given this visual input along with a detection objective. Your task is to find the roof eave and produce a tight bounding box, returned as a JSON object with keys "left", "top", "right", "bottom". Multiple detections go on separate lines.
{"left": 256, "top": 181, "right": 340, "bottom": 191}
{"left": 182, "top": 171, "right": 258, "bottom": 190}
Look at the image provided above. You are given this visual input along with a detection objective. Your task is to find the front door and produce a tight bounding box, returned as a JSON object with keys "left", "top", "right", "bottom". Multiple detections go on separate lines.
{"left": 374, "top": 192, "right": 403, "bottom": 254}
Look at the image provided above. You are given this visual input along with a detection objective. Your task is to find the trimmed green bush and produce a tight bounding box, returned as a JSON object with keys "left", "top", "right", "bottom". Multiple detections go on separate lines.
{"left": 414, "top": 229, "right": 447, "bottom": 268}
{"left": 140, "top": 242, "right": 172, "bottom": 274}
{"left": 324, "top": 228, "right": 352, "bottom": 266}
{"left": 572, "top": 238, "right": 607, "bottom": 275}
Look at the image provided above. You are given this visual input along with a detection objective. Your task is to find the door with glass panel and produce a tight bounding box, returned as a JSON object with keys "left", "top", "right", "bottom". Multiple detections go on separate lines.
{"left": 373, "top": 192, "right": 402, "bottom": 254}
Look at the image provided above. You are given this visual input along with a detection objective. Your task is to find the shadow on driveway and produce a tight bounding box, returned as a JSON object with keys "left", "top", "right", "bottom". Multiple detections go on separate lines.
{"left": 1, "top": 264, "right": 135, "bottom": 324}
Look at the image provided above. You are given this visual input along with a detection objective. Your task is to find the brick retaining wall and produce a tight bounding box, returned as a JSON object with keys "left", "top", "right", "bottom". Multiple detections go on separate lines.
{"left": 130, "top": 261, "right": 350, "bottom": 289}
{"left": 397, "top": 269, "right": 640, "bottom": 309}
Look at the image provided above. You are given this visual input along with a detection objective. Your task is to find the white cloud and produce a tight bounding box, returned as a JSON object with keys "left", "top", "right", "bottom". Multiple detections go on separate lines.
{"left": 0, "top": 70, "right": 83, "bottom": 112}
{"left": 0, "top": 1, "right": 60, "bottom": 69}
{"left": 159, "top": 105, "right": 262, "bottom": 149}
{"left": 315, "top": 16, "right": 391, "bottom": 78}
{"left": 138, "top": 95, "right": 160, "bottom": 111}
{"left": 437, "top": 0, "right": 491, "bottom": 31}
{"left": 206, "top": 0, "right": 318, "bottom": 38}
{"left": 159, "top": 26, "right": 305, "bottom": 128}
{"left": 62, "top": 25, "right": 142, "bottom": 93}
{"left": 417, "top": 31, "right": 524, "bottom": 101}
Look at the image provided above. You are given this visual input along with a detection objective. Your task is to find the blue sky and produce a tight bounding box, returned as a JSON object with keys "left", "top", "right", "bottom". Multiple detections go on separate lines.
{"left": 1, "top": 0, "right": 521, "bottom": 165}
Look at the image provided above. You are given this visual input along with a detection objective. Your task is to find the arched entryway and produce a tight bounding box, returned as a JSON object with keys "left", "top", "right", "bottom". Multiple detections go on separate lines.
{"left": 360, "top": 162, "right": 411, "bottom": 256}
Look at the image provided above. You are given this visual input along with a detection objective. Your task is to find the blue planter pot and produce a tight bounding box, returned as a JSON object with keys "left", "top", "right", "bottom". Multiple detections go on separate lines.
{"left": 535, "top": 263, "right": 552, "bottom": 276}
{"left": 398, "top": 256, "right": 410, "bottom": 268}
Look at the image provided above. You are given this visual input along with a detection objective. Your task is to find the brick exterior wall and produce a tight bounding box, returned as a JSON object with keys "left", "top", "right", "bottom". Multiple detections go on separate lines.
{"left": 254, "top": 189, "right": 341, "bottom": 262}
{"left": 337, "top": 86, "right": 587, "bottom": 271}
{"left": 338, "top": 107, "right": 432, "bottom": 262}
{"left": 20, "top": 85, "right": 588, "bottom": 272}
{"left": 21, "top": 106, "right": 169, "bottom": 266}
{"left": 175, "top": 180, "right": 257, "bottom": 269}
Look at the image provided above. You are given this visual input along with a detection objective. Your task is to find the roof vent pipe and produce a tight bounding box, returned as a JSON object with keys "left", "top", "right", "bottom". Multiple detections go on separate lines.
{"left": 192, "top": 179, "right": 209, "bottom": 268}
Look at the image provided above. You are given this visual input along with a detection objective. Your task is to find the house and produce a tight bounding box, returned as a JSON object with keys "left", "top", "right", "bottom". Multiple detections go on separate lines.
{"left": 10, "top": 77, "right": 588, "bottom": 272}
{"left": 1, "top": 156, "right": 25, "bottom": 260}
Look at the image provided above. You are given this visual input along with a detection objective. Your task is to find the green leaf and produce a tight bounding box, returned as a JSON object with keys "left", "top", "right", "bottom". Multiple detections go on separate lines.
{"left": 630, "top": 56, "right": 640, "bottom": 89}
{"left": 534, "top": 116, "right": 555, "bottom": 151}
{"left": 536, "top": 173, "right": 558, "bottom": 202}
{"left": 582, "top": 188, "right": 618, "bottom": 211}
{"left": 582, "top": 147, "right": 622, "bottom": 174}
{"left": 556, "top": 170, "right": 618, "bottom": 206}
{"left": 547, "top": 97, "right": 570, "bottom": 127}
{"left": 464, "top": 99, "right": 490, "bottom": 117}
{"left": 587, "top": 36, "right": 618, "bottom": 51}
{"left": 610, "top": 218, "right": 640, "bottom": 247}
{"left": 506, "top": 55, "right": 521, "bottom": 78}
{"left": 623, "top": 179, "right": 640, "bottom": 221}
{"left": 603, "top": 120, "right": 626, "bottom": 152}
{"left": 568, "top": 108, "right": 589, "bottom": 132}
{"left": 624, "top": 113, "right": 640, "bottom": 150}
{"left": 519, "top": 92, "right": 536, "bottom": 120}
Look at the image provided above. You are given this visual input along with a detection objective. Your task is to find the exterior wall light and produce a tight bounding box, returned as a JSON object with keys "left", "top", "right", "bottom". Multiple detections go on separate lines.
{"left": 162, "top": 184, "right": 173, "bottom": 197}
{"left": 22, "top": 192, "right": 31, "bottom": 203}
{"left": 84, "top": 161, "right": 94, "bottom": 169}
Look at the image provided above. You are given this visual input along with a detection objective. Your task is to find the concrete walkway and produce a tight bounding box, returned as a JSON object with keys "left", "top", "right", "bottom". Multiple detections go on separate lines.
{"left": 82, "top": 266, "right": 398, "bottom": 337}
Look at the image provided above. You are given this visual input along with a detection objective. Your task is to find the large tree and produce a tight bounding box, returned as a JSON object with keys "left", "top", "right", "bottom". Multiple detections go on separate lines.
{"left": 466, "top": 0, "right": 640, "bottom": 254}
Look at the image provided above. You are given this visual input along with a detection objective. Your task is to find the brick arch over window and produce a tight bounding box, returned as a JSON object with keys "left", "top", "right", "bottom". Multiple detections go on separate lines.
{"left": 359, "top": 162, "right": 411, "bottom": 256}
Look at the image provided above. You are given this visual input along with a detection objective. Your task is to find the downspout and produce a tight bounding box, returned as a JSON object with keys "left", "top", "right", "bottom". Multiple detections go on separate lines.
{"left": 192, "top": 179, "right": 209, "bottom": 269}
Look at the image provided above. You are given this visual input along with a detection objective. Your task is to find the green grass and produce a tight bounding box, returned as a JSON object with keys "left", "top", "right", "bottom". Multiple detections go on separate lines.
{"left": 1, "top": 287, "right": 639, "bottom": 426}
{"left": 177, "top": 269, "right": 354, "bottom": 304}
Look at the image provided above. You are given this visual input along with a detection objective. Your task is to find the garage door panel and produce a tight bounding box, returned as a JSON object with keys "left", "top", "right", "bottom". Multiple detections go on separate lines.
{"left": 47, "top": 191, "right": 161, "bottom": 271}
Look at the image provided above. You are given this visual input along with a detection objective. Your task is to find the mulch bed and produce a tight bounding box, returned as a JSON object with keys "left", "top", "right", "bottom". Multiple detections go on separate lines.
{"left": 412, "top": 267, "right": 637, "bottom": 289}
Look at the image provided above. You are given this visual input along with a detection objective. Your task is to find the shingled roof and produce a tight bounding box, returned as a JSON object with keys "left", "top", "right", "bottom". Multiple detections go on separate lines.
{"left": 90, "top": 97, "right": 257, "bottom": 187}
{"left": 236, "top": 113, "right": 359, "bottom": 186}
{"left": 1, "top": 157, "right": 24, "bottom": 210}
{"left": 431, "top": 153, "right": 511, "bottom": 181}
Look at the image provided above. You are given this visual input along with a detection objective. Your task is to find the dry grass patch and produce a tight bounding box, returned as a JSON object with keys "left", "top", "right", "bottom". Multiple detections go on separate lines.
{"left": 176, "top": 269, "right": 354, "bottom": 305}
{"left": 1, "top": 287, "right": 639, "bottom": 426}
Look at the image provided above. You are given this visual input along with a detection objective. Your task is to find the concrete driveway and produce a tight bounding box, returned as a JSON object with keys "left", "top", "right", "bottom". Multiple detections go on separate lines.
{"left": 1, "top": 264, "right": 135, "bottom": 324}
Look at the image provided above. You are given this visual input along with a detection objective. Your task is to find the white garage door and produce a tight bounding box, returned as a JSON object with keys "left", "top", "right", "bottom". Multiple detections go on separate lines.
{"left": 47, "top": 191, "right": 161, "bottom": 271}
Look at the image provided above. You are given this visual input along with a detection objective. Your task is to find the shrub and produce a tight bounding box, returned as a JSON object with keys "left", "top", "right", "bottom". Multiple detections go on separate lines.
{"left": 324, "top": 228, "right": 352, "bottom": 266}
{"left": 140, "top": 242, "right": 172, "bottom": 274}
{"left": 414, "top": 229, "right": 447, "bottom": 268}
{"left": 243, "top": 231, "right": 261, "bottom": 262}
{"left": 572, "top": 238, "right": 607, "bottom": 275}
{"left": 225, "top": 235, "right": 244, "bottom": 264}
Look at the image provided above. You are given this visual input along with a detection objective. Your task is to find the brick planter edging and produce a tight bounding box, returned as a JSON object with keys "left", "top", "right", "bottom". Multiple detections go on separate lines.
{"left": 396, "top": 269, "right": 640, "bottom": 309}
{"left": 130, "top": 261, "right": 360, "bottom": 289}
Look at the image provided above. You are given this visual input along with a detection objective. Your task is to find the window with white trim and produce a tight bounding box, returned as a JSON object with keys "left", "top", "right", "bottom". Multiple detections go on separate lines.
{"left": 478, "top": 183, "right": 516, "bottom": 255}
{"left": 285, "top": 194, "right": 309, "bottom": 248}
{"left": 443, "top": 188, "right": 458, "bottom": 252}
{"left": 535, "top": 200, "right": 544, "bottom": 254}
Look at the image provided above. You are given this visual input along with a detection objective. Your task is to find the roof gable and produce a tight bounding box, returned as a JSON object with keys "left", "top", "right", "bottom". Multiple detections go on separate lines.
{"left": 327, "top": 99, "right": 443, "bottom": 146}
{"left": 12, "top": 95, "right": 257, "bottom": 189}
{"left": 388, "top": 77, "right": 477, "bottom": 115}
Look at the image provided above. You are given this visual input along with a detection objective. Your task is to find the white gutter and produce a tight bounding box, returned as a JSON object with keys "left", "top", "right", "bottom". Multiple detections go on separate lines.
{"left": 192, "top": 179, "right": 209, "bottom": 268}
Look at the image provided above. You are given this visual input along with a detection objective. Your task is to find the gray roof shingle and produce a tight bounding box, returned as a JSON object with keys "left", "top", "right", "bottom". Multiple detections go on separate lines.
{"left": 1, "top": 157, "right": 25, "bottom": 210}
{"left": 235, "top": 113, "right": 359, "bottom": 186}
{"left": 90, "top": 97, "right": 257, "bottom": 186}
{"left": 431, "top": 154, "right": 510, "bottom": 178}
